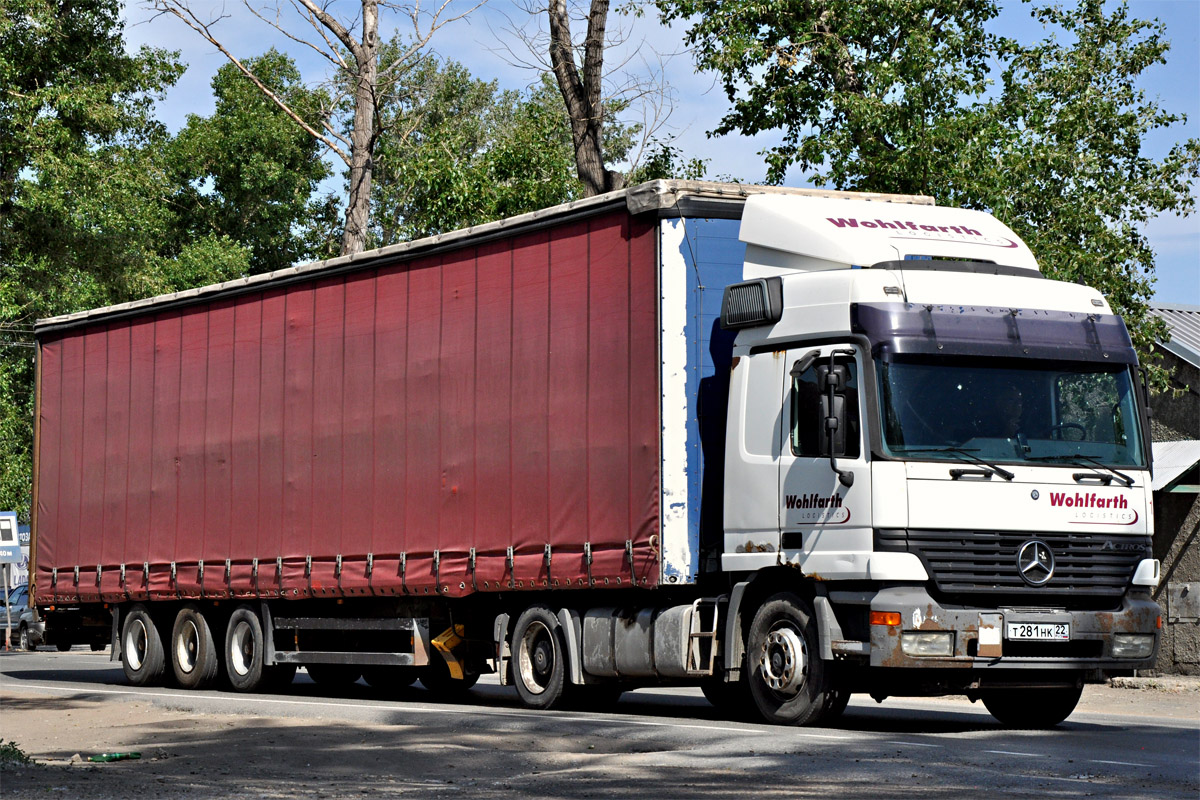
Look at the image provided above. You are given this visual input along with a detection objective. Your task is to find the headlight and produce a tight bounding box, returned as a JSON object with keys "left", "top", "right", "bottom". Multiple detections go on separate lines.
{"left": 1112, "top": 634, "right": 1154, "bottom": 659}
{"left": 901, "top": 631, "right": 954, "bottom": 657}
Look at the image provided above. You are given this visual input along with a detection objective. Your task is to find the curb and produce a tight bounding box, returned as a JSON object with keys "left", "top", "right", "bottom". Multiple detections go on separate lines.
{"left": 1108, "top": 676, "right": 1200, "bottom": 692}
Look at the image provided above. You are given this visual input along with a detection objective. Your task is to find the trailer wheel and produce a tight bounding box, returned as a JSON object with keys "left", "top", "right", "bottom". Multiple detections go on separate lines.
{"left": 363, "top": 666, "right": 418, "bottom": 694}
{"left": 305, "top": 664, "right": 362, "bottom": 687}
{"left": 981, "top": 684, "right": 1083, "bottom": 728}
{"left": 224, "top": 606, "right": 268, "bottom": 692}
{"left": 264, "top": 663, "right": 297, "bottom": 690}
{"left": 121, "top": 604, "right": 166, "bottom": 686}
{"left": 171, "top": 604, "right": 220, "bottom": 689}
{"left": 746, "top": 593, "right": 829, "bottom": 725}
{"left": 511, "top": 605, "right": 568, "bottom": 710}
{"left": 418, "top": 652, "right": 479, "bottom": 697}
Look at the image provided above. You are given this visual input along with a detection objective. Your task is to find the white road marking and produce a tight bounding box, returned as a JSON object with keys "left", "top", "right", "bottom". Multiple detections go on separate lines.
{"left": 1090, "top": 759, "right": 1152, "bottom": 768}
{"left": 984, "top": 750, "right": 1041, "bottom": 757}
{"left": 885, "top": 740, "right": 942, "bottom": 748}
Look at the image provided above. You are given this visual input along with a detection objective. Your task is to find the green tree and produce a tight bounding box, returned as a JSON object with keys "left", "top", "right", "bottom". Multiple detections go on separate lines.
{"left": 0, "top": 0, "right": 194, "bottom": 519}
{"left": 658, "top": 0, "right": 1198, "bottom": 383}
{"left": 368, "top": 51, "right": 687, "bottom": 246}
{"left": 170, "top": 50, "right": 340, "bottom": 272}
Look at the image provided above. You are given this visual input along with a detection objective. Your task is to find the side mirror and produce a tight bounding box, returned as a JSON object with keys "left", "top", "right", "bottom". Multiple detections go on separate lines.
{"left": 820, "top": 354, "right": 856, "bottom": 487}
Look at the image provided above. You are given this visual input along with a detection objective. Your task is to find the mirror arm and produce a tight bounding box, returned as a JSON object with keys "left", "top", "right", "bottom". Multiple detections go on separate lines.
{"left": 826, "top": 349, "right": 857, "bottom": 488}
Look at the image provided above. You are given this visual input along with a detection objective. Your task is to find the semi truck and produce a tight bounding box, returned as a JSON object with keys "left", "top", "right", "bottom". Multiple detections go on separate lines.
{"left": 31, "top": 180, "right": 1162, "bottom": 726}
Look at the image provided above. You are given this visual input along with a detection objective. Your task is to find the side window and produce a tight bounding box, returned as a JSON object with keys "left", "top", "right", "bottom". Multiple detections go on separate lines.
{"left": 791, "top": 356, "right": 860, "bottom": 458}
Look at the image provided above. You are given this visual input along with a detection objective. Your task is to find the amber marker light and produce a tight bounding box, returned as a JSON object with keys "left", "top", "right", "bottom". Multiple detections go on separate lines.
{"left": 870, "top": 611, "right": 902, "bottom": 627}
{"left": 1157, "top": 616, "right": 1163, "bottom": 630}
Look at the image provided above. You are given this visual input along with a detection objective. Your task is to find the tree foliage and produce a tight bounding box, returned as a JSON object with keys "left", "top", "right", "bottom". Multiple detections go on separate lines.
{"left": 170, "top": 50, "right": 341, "bottom": 273}
{"left": 0, "top": 1, "right": 337, "bottom": 520}
{"left": 658, "top": 0, "right": 1199, "bottom": 384}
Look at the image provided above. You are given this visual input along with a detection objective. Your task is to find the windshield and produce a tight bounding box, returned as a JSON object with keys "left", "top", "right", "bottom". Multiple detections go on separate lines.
{"left": 877, "top": 356, "right": 1146, "bottom": 468}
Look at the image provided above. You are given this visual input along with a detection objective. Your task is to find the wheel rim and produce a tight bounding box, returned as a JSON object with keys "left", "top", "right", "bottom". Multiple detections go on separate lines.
{"left": 176, "top": 619, "right": 200, "bottom": 675}
{"left": 19, "top": 629, "right": 28, "bottom": 649}
{"left": 124, "top": 619, "right": 148, "bottom": 671}
{"left": 759, "top": 625, "right": 807, "bottom": 695}
{"left": 229, "top": 620, "right": 254, "bottom": 677}
{"left": 517, "top": 621, "right": 555, "bottom": 695}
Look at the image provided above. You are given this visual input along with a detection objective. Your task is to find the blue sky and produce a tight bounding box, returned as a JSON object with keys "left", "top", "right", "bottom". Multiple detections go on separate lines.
{"left": 122, "top": 1, "right": 1199, "bottom": 306}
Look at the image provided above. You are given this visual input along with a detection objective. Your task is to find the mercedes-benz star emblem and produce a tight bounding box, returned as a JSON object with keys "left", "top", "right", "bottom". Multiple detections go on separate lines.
{"left": 1017, "top": 540, "right": 1055, "bottom": 586}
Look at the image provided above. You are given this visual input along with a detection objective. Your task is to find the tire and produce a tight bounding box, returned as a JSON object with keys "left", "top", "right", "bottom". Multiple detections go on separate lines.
{"left": 815, "top": 688, "right": 852, "bottom": 725}
{"left": 418, "top": 652, "right": 479, "bottom": 698}
{"left": 90, "top": 642, "right": 106, "bottom": 652}
{"left": 746, "top": 593, "right": 830, "bottom": 725}
{"left": 121, "top": 604, "right": 167, "bottom": 686}
{"left": 981, "top": 684, "right": 1083, "bottom": 728}
{"left": 510, "top": 605, "right": 568, "bottom": 710}
{"left": 55, "top": 641, "right": 72, "bottom": 652}
{"left": 224, "top": 606, "right": 268, "bottom": 692}
{"left": 264, "top": 663, "right": 297, "bottom": 691}
{"left": 305, "top": 664, "right": 362, "bottom": 687}
{"left": 700, "top": 675, "right": 755, "bottom": 720}
{"left": 18, "top": 625, "right": 33, "bottom": 652}
{"left": 171, "top": 604, "right": 220, "bottom": 690}
{"left": 363, "top": 665, "right": 419, "bottom": 694}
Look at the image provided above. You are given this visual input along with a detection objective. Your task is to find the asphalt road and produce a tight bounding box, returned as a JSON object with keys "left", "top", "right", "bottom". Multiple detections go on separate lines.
{"left": 2, "top": 649, "right": 1197, "bottom": 799}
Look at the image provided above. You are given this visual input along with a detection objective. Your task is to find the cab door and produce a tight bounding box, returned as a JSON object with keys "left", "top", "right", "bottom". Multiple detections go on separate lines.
{"left": 778, "top": 344, "right": 873, "bottom": 578}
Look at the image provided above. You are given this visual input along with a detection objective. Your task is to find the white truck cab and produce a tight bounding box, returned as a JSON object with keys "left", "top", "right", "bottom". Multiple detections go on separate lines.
{"left": 718, "top": 195, "right": 1161, "bottom": 725}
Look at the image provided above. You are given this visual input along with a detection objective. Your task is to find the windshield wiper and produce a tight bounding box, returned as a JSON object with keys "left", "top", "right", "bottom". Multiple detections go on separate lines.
{"left": 891, "top": 446, "right": 1015, "bottom": 481}
{"left": 1025, "top": 453, "right": 1135, "bottom": 487}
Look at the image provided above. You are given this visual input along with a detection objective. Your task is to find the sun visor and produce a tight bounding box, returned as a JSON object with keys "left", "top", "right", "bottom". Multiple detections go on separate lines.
{"left": 739, "top": 194, "right": 1041, "bottom": 278}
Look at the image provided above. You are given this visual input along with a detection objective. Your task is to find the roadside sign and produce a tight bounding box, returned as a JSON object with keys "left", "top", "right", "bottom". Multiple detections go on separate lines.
{"left": 0, "top": 512, "right": 20, "bottom": 563}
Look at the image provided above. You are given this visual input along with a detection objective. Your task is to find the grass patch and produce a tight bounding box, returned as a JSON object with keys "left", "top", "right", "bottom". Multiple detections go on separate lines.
{"left": 0, "top": 740, "right": 33, "bottom": 768}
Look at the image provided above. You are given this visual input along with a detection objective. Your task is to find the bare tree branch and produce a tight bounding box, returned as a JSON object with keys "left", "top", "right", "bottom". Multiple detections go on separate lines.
{"left": 151, "top": 1, "right": 352, "bottom": 165}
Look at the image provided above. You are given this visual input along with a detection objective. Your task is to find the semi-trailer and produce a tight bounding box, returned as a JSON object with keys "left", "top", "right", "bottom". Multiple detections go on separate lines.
{"left": 31, "top": 180, "right": 1161, "bottom": 725}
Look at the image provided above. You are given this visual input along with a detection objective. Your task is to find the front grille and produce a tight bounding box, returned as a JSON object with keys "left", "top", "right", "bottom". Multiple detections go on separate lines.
{"left": 877, "top": 529, "right": 1148, "bottom": 604}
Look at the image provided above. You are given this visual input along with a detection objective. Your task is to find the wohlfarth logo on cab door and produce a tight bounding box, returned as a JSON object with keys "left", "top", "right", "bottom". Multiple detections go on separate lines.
{"left": 784, "top": 491, "right": 851, "bottom": 524}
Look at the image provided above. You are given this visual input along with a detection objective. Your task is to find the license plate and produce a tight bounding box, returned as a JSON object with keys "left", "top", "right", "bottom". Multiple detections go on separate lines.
{"left": 1007, "top": 622, "right": 1070, "bottom": 641}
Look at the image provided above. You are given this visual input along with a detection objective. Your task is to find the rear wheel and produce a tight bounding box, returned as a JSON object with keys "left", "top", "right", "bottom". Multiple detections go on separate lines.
{"left": 815, "top": 687, "right": 852, "bottom": 725}
{"left": 171, "top": 604, "right": 220, "bottom": 689}
{"left": 700, "top": 675, "right": 754, "bottom": 720}
{"left": 981, "top": 684, "right": 1083, "bottom": 728}
{"left": 510, "top": 605, "right": 568, "bottom": 710}
{"left": 121, "top": 604, "right": 166, "bottom": 686}
{"left": 55, "top": 641, "right": 72, "bottom": 652}
{"left": 746, "top": 593, "right": 830, "bottom": 725}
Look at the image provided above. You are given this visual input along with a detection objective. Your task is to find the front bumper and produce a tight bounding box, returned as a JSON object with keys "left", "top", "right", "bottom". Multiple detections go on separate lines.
{"left": 867, "top": 586, "right": 1160, "bottom": 671}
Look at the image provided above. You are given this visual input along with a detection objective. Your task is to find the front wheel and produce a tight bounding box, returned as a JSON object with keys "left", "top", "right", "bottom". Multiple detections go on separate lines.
{"left": 746, "top": 593, "right": 830, "bottom": 725}
{"left": 981, "top": 684, "right": 1083, "bottom": 728}
{"left": 510, "top": 605, "right": 568, "bottom": 710}
{"left": 55, "top": 641, "right": 72, "bottom": 652}
{"left": 18, "top": 625, "right": 33, "bottom": 652}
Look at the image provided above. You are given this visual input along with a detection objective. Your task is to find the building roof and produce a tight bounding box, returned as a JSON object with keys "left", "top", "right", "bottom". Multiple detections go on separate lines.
{"left": 1151, "top": 303, "right": 1200, "bottom": 367}
{"left": 1152, "top": 439, "right": 1200, "bottom": 492}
